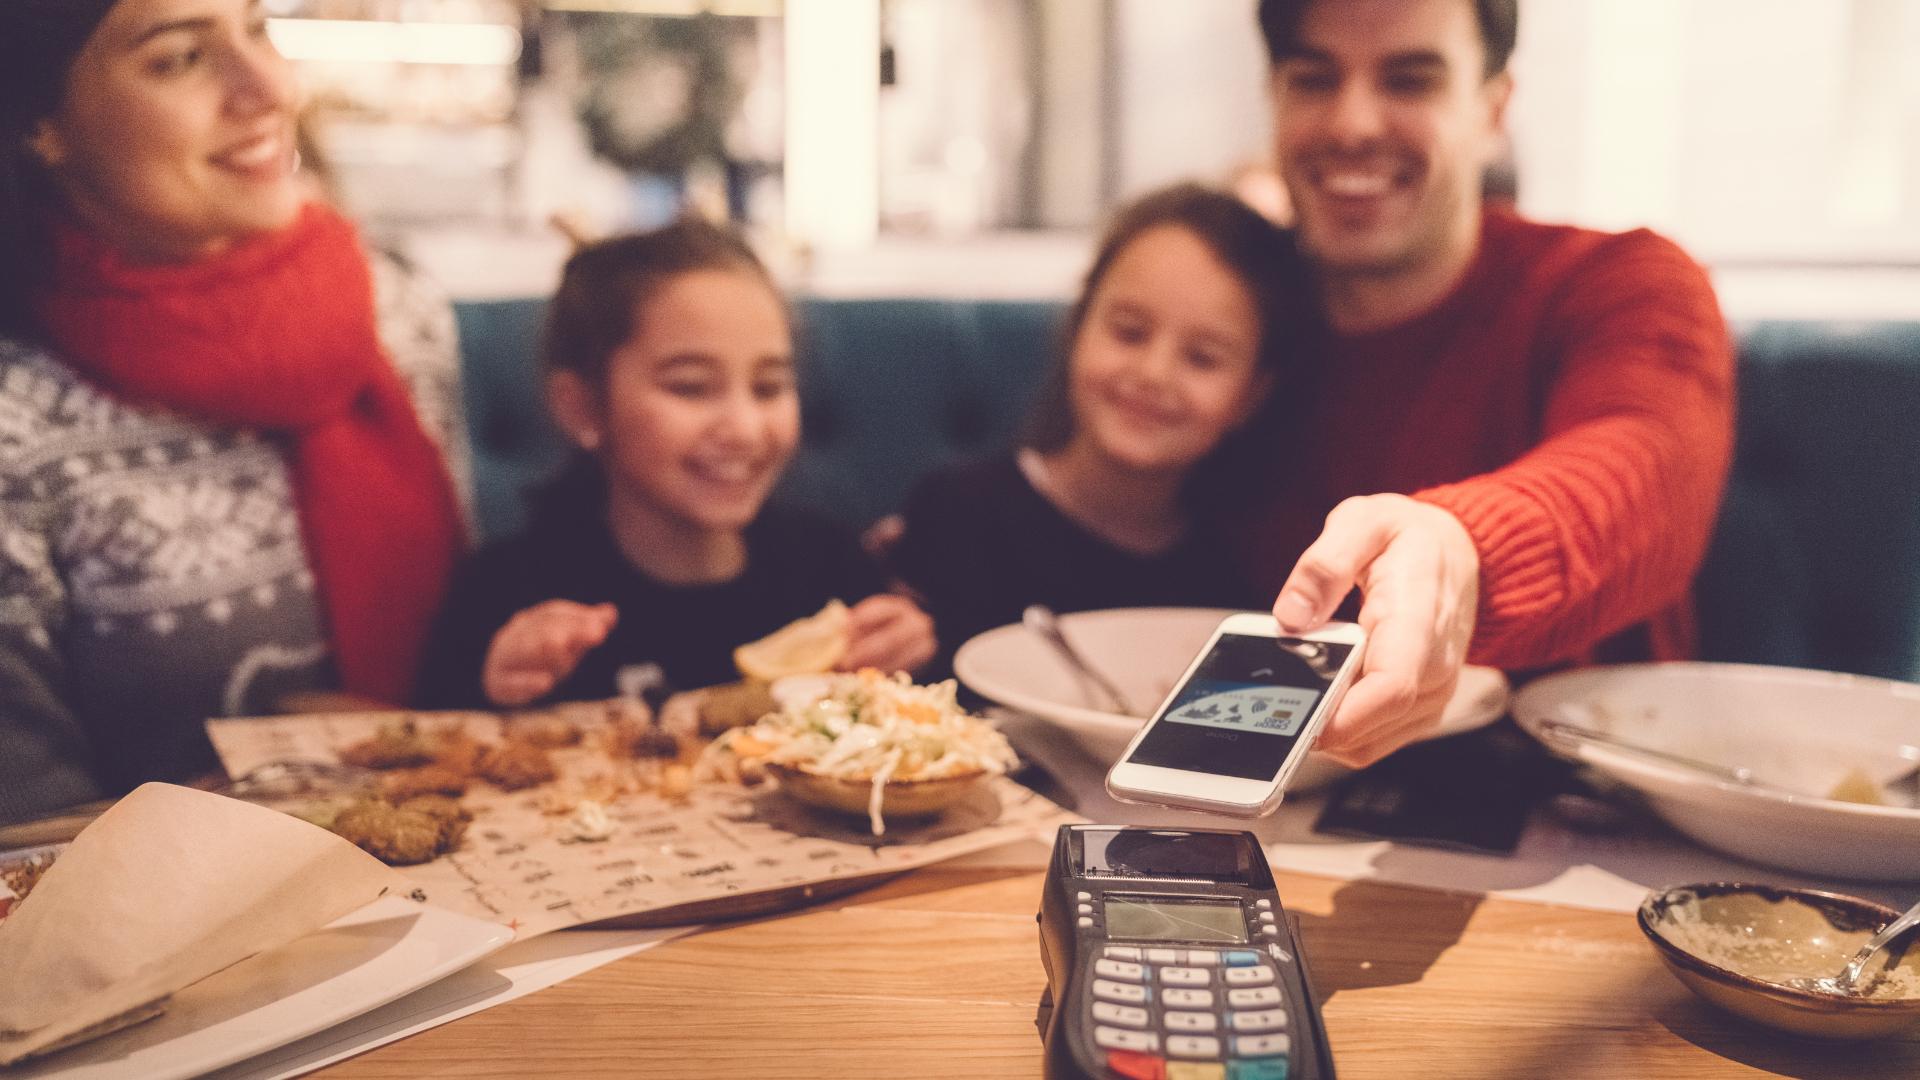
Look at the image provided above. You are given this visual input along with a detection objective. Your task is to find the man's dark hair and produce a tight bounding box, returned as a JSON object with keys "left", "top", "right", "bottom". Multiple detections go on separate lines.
{"left": 1257, "top": 0, "right": 1520, "bottom": 78}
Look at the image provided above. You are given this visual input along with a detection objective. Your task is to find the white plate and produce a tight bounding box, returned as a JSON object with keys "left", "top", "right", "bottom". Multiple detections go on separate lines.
{"left": 11, "top": 894, "right": 512, "bottom": 1080}
{"left": 953, "top": 606, "right": 1510, "bottom": 790}
{"left": 1511, "top": 662, "right": 1920, "bottom": 881}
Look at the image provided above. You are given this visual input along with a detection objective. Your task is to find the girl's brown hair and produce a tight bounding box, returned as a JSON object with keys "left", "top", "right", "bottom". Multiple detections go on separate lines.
{"left": 532, "top": 217, "right": 785, "bottom": 518}
{"left": 542, "top": 216, "right": 780, "bottom": 388}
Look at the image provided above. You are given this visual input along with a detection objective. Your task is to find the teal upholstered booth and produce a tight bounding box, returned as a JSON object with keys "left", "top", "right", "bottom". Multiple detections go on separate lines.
{"left": 453, "top": 298, "right": 1920, "bottom": 683}
{"left": 1694, "top": 321, "right": 1920, "bottom": 682}
{"left": 454, "top": 297, "right": 1063, "bottom": 538}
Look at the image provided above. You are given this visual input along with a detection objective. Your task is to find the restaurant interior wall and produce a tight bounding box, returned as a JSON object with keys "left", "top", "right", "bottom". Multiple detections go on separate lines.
{"left": 269, "top": 0, "right": 1920, "bottom": 315}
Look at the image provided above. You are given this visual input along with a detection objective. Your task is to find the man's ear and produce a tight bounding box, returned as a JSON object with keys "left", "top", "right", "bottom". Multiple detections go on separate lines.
{"left": 1482, "top": 70, "right": 1515, "bottom": 134}
{"left": 546, "top": 369, "right": 604, "bottom": 452}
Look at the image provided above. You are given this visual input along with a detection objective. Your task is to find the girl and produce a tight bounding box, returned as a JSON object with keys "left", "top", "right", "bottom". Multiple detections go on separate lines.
{"left": 884, "top": 183, "right": 1317, "bottom": 665}
{"left": 418, "top": 220, "right": 935, "bottom": 707}
{"left": 0, "top": 0, "right": 466, "bottom": 822}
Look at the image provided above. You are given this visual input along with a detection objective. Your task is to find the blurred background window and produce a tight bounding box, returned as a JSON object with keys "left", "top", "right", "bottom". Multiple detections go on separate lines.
{"left": 267, "top": 0, "right": 1920, "bottom": 306}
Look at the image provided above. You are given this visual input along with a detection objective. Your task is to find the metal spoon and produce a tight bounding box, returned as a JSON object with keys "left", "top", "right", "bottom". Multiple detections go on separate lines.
{"left": 1022, "top": 605, "right": 1141, "bottom": 717}
{"left": 1820, "top": 895, "right": 1920, "bottom": 996}
{"left": 1542, "top": 719, "right": 1920, "bottom": 809}
{"left": 1536, "top": 718, "right": 1772, "bottom": 788}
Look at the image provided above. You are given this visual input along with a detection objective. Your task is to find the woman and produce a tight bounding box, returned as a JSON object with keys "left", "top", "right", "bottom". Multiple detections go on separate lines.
{"left": 0, "top": 0, "right": 469, "bottom": 823}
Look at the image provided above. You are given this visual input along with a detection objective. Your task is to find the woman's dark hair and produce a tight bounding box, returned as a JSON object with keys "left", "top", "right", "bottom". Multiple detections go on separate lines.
{"left": 1258, "top": 0, "right": 1519, "bottom": 78}
{"left": 1020, "top": 182, "right": 1320, "bottom": 511}
{"left": 532, "top": 216, "right": 785, "bottom": 518}
{"left": 0, "top": 0, "right": 119, "bottom": 340}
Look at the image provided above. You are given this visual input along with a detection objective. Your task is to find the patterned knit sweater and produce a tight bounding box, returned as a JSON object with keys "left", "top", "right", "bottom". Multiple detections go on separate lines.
{"left": 0, "top": 253, "right": 471, "bottom": 823}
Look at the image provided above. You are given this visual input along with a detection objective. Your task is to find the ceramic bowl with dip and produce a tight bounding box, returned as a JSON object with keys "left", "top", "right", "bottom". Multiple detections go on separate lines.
{"left": 1639, "top": 882, "right": 1920, "bottom": 1040}
{"left": 1512, "top": 662, "right": 1920, "bottom": 881}
{"left": 954, "top": 606, "right": 1510, "bottom": 791}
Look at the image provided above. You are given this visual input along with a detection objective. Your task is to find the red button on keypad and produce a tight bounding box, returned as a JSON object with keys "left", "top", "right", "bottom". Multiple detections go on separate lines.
{"left": 1106, "top": 1049, "right": 1168, "bottom": 1080}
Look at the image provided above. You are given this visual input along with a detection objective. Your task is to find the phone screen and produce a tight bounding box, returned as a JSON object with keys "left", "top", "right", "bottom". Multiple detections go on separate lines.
{"left": 1123, "top": 633, "right": 1356, "bottom": 781}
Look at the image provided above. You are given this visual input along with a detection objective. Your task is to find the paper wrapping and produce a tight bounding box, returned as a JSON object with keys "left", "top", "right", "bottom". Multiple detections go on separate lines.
{"left": 0, "top": 784, "right": 404, "bottom": 1065}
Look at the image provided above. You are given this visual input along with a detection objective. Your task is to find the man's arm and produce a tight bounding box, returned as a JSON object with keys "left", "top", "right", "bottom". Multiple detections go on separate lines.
{"left": 1413, "top": 230, "right": 1735, "bottom": 668}
{"left": 1277, "top": 231, "right": 1734, "bottom": 764}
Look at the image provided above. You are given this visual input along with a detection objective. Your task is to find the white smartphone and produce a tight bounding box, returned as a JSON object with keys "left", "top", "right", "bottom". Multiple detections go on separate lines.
{"left": 1105, "top": 614, "right": 1367, "bottom": 817}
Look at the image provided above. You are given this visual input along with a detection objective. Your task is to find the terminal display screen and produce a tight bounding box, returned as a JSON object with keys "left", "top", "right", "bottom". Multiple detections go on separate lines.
{"left": 1102, "top": 895, "right": 1247, "bottom": 944}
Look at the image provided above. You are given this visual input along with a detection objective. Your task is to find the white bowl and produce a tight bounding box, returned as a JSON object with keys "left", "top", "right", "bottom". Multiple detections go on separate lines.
{"left": 953, "top": 606, "right": 1510, "bottom": 791}
{"left": 1511, "top": 662, "right": 1920, "bottom": 881}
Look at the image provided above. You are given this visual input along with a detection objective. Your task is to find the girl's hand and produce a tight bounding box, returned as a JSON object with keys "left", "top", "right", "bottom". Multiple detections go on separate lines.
{"left": 839, "top": 594, "right": 937, "bottom": 675}
{"left": 482, "top": 601, "right": 619, "bottom": 706}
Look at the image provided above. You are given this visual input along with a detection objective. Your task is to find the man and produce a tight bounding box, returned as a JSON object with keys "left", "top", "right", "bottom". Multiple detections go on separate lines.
{"left": 1248, "top": 0, "right": 1734, "bottom": 765}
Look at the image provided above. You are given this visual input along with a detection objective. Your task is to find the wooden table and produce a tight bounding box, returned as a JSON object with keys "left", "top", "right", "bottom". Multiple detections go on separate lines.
{"left": 310, "top": 865, "right": 1919, "bottom": 1079}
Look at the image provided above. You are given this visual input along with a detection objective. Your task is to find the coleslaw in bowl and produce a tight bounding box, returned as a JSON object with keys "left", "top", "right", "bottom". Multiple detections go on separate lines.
{"left": 700, "top": 670, "right": 1019, "bottom": 835}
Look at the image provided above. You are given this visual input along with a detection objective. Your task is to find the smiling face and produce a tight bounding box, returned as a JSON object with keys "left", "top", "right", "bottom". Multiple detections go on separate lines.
{"left": 576, "top": 269, "right": 798, "bottom": 537}
{"left": 1065, "top": 225, "right": 1270, "bottom": 475}
{"left": 1270, "top": 0, "right": 1510, "bottom": 281}
{"left": 29, "top": 0, "right": 302, "bottom": 262}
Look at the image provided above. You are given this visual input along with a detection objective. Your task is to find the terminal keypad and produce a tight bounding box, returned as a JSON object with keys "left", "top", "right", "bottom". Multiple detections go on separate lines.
{"left": 1088, "top": 946, "right": 1293, "bottom": 1078}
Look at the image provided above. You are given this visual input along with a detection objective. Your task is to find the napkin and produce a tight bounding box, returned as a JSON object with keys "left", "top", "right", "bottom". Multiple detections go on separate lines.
{"left": 0, "top": 783, "right": 404, "bottom": 1065}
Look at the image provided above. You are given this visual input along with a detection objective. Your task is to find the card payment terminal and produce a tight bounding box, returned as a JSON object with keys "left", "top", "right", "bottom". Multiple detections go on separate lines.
{"left": 1037, "top": 825, "right": 1334, "bottom": 1080}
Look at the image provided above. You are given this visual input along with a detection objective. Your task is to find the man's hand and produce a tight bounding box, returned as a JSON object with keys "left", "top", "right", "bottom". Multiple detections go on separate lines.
{"left": 839, "top": 593, "right": 937, "bottom": 674}
{"left": 482, "top": 601, "right": 619, "bottom": 706}
{"left": 1272, "top": 494, "right": 1480, "bottom": 767}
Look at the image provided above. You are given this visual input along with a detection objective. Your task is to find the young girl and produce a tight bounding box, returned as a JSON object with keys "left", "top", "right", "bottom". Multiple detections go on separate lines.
{"left": 417, "top": 220, "right": 934, "bottom": 708}
{"left": 884, "top": 183, "right": 1316, "bottom": 664}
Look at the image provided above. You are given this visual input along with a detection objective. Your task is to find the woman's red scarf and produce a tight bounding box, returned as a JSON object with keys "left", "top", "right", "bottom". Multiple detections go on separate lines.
{"left": 36, "top": 203, "right": 464, "bottom": 706}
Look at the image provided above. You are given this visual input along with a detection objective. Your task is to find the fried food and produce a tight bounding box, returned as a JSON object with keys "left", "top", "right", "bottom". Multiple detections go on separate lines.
{"left": 503, "top": 711, "right": 581, "bottom": 749}
{"left": 479, "top": 741, "right": 557, "bottom": 790}
{"left": 0, "top": 850, "right": 56, "bottom": 919}
{"left": 339, "top": 719, "right": 434, "bottom": 770}
{"left": 380, "top": 764, "right": 470, "bottom": 801}
{"left": 330, "top": 797, "right": 468, "bottom": 866}
{"left": 398, "top": 795, "right": 472, "bottom": 849}
{"left": 695, "top": 679, "right": 778, "bottom": 734}
{"left": 602, "top": 713, "right": 681, "bottom": 761}
{"left": 429, "top": 728, "right": 489, "bottom": 775}
{"left": 658, "top": 763, "right": 695, "bottom": 802}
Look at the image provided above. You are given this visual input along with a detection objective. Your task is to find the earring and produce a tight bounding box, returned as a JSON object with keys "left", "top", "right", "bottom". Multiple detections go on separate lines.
{"left": 577, "top": 429, "right": 602, "bottom": 451}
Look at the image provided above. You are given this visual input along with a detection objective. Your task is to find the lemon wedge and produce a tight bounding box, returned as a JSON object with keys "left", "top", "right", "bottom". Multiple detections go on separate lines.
{"left": 734, "top": 600, "right": 850, "bottom": 681}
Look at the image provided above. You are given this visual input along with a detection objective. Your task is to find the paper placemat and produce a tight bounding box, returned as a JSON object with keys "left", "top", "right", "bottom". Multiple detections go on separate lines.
{"left": 208, "top": 709, "right": 1075, "bottom": 937}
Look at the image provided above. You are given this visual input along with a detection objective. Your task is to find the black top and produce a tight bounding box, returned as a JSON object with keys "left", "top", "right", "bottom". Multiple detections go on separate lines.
{"left": 416, "top": 495, "right": 889, "bottom": 708}
{"left": 886, "top": 455, "right": 1260, "bottom": 673}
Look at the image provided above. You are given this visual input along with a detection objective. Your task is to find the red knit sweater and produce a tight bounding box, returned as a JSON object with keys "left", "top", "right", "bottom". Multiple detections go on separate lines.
{"left": 1241, "top": 209, "right": 1736, "bottom": 670}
